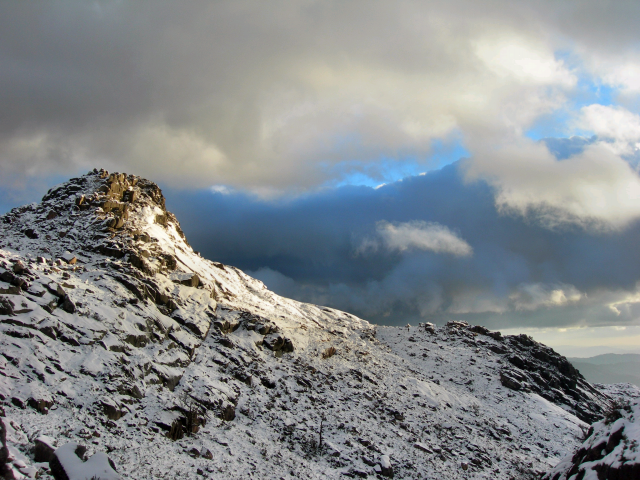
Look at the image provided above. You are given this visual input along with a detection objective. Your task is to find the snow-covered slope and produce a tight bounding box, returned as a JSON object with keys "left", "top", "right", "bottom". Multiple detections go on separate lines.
{"left": 0, "top": 170, "right": 615, "bottom": 479}
{"left": 543, "top": 384, "right": 640, "bottom": 480}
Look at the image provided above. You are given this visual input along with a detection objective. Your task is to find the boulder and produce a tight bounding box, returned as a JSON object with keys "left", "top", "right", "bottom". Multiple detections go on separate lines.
{"left": 0, "top": 271, "right": 15, "bottom": 285}
{"left": 423, "top": 322, "right": 435, "bottom": 334}
{"left": 182, "top": 273, "right": 200, "bottom": 288}
{"left": 11, "top": 261, "right": 25, "bottom": 274}
{"left": 468, "top": 325, "right": 490, "bottom": 335}
{"left": 49, "top": 443, "right": 120, "bottom": 480}
{"left": 322, "top": 347, "right": 337, "bottom": 359}
{"left": 379, "top": 454, "right": 394, "bottom": 477}
{"left": 500, "top": 370, "right": 525, "bottom": 391}
{"left": 221, "top": 404, "right": 236, "bottom": 421}
{"left": 100, "top": 397, "right": 125, "bottom": 421}
{"left": 34, "top": 435, "right": 56, "bottom": 462}
{"left": 61, "top": 252, "right": 77, "bottom": 265}
{"left": 23, "top": 228, "right": 39, "bottom": 239}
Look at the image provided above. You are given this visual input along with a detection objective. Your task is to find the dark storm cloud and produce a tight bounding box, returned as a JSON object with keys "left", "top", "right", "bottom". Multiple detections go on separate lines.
{"left": 166, "top": 162, "right": 640, "bottom": 328}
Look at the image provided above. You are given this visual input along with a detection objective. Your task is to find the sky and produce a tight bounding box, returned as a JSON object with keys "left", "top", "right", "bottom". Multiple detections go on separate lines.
{"left": 2, "top": 1, "right": 640, "bottom": 356}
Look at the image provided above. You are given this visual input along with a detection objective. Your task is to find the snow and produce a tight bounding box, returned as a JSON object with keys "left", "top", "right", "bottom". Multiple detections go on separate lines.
{"left": 0, "top": 169, "right": 631, "bottom": 479}
{"left": 54, "top": 443, "right": 120, "bottom": 480}
{"left": 544, "top": 384, "right": 640, "bottom": 479}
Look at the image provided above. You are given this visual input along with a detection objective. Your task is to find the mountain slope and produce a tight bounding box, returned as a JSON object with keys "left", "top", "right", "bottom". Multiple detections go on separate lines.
{"left": 0, "top": 169, "right": 612, "bottom": 479}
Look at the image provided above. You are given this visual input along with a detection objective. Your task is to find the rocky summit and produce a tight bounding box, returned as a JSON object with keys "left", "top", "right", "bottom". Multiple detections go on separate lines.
{"left": 0, "top": 169, "right": 637, "bottom": 479}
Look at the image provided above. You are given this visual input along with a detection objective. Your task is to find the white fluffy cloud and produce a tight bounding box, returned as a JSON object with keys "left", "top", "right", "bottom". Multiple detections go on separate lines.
{"left": 579, "top": 104, "right": 640, "bottom": 154}
{"left": 464, "top": 135, "right": 640, "bottom": 230}
{"left": 509, "top": 283, "right": 583, "bottom": 311}
{"left": 473, "top": 34, "right": 575, "bottom": 87}
{"left": 361, "top": 221, "right": 473, "bottom": 257}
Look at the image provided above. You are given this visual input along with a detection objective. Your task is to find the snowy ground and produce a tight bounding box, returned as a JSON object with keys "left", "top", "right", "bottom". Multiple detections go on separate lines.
{"left": 0, "top": 170, "right": 619, "bottom": 479}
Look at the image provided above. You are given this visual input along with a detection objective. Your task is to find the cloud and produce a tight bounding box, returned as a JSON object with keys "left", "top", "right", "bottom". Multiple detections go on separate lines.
{"left": 509, "top": 283, "right": 583, "bottom": 311}
{"left": 360, "top": 220, "right": 473, "bottom": 257}
{"left": 578, "top": 105, "right": 640, "bottom": 153}
{"left": 462, "top": 104, "right": 640, "bottom": 230}
{"left": 2, "top": 1, "right": 639, "bottom": 200}
{"left": 167, "top": 163, "right": 640, "bottom": 329}
{"left": 463, "top": 136, "right": 640, "bottom": 230}
{"left": 473, "top": 34, "right": 575, "bottom": 86}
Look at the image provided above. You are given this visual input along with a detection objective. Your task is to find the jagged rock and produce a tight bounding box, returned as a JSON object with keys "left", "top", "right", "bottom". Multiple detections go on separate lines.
{"left": 172, "top": 272, "right": 200, "bottom": 288}
{"left": 487, "top": 331, "right": 503, "bottom": 341}
{"left": 23, "top": 228, "right": 38, "bottom": 239}
{"left": 61, "top": 252, "right": 77, "bottom": 265}
{"left": 468, "top": 325, "right": 490, "bottom": 335}
{"left": 500, "top": 370, "right": 525, "bottom": 391}
{"left": 45, "top": 282, "right": 66, "bottom": 298}
{"left": 213, "top": 319, "right": 239, "bottom": 334}
{"left": 100, "top": 397, "right": 125, "bottom": 421}
{"left": 61, "top": 295, "right": 76, "bottom": 314}
{"left": 117, "top": 382, "right": 143, "bottom": 400}
{"left": 263, "top": 334, "right": 294, "bottom": 353}
{"left": 27, "top": 395, "right": 53, "bottom": 414}
{"left": 0, "top": 271, "right": 15, "bottom": 285}
{"left": 0, "top": 285, "right": 20, "bottom": 295}
{"left": 155, "top": 366, "right": 183, "bottom": 391}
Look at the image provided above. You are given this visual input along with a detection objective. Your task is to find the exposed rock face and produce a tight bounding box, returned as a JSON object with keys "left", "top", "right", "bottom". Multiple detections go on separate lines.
{"left": 480, "top": 329, "right": 604, "bottom": 423}
{"left": 544, "top": 386, "right": 640, "bottom": 480}
{"left": 0, "top": 170, "right": 616, "bottom": 479}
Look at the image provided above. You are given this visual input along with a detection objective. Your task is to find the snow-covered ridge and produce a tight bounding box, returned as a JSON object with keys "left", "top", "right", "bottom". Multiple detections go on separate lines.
{"left": 0, "top": 169, "right": 621, "bottom": 479}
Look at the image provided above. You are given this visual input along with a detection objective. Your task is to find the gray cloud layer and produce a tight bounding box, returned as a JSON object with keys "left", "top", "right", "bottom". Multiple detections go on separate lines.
{"left": 2, "top": 1, "right": 640, "bottom": 204}
{"left": 167, "top": 160, "right": 640, "bottom": 329}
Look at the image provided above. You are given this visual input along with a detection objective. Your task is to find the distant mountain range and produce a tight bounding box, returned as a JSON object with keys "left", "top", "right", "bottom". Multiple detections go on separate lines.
{"left": 569, "top": 354, "right": 640, "bottom": 386}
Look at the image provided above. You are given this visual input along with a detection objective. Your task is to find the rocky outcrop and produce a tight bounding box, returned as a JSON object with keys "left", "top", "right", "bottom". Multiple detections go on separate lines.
{"left": 446, "top": 321, "right": 607, "bottom": 423}
{"left": 544, "top": 397, "right": 640, "bottom": 480}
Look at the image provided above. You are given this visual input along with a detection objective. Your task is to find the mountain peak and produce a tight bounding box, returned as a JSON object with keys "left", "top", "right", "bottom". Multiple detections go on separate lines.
{"left": 2, "top": 169, "right": 190, "bottom": 277}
